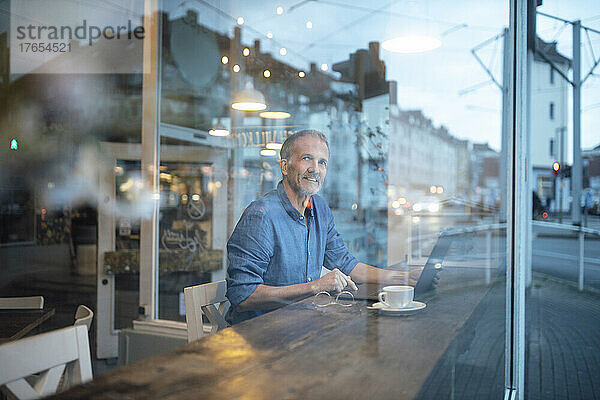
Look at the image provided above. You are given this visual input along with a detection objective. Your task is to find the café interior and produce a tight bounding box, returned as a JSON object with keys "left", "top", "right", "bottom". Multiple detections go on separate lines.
{"left": 1, "top": 0, "right": 600, "bottom": 399}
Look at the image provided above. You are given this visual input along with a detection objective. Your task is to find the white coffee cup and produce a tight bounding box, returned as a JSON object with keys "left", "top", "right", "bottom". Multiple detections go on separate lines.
{"left": 378, "top": 285, "right": 414, "bottom": 308}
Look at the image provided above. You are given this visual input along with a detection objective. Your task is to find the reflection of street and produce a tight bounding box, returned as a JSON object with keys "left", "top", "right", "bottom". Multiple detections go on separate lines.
{"left": 533, "top": 226, "right": 600, "bottom": 290}
{"left": 417, "top": 276, "right": 600, "bottom": 400}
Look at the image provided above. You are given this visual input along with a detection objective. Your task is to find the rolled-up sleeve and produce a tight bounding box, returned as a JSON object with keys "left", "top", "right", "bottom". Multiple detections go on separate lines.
{"left": 323, "top": 206, "right": 359, "bottom": 276}
{"left": 226, "top": 207, "right": 274, "bottom": 309}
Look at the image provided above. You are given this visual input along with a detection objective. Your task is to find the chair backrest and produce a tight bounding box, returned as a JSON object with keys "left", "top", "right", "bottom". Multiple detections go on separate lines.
{"left": 184, "top": 280, "right": 230, "bottom": 342}
{"left": 0, "top": 325, "right": 92, "bottom": 400}
{"left": 74, "top": 305, "right": 94, "bottom": 330}
{"left": 0, "top": 297, "right": 44, "bottom": 310}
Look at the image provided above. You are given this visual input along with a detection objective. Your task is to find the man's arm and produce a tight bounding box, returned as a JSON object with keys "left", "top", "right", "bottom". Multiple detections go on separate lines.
{"left": 236, "top": 268, "right": 357, "bottom": 312}
{"left": 349, "top": 262, "right": 422, "bottom": 287}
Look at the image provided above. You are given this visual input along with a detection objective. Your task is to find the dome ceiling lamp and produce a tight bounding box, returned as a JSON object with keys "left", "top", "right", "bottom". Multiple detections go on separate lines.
{"left": 209, "top": 119, "right": 230, "bottom": 136}
{"left": 231, "top": 82, "right": 267, "bottom": 111}
{"left": 259, "top": 111, "right": 291, "bottom": 119}
{"left": 381, "top": 1, "right": 447, "bottom": 54}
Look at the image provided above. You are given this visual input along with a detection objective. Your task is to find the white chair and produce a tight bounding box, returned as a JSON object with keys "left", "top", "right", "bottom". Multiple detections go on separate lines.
{"left": 184, "top": 281, "right": 230, "bottom": 342}
{"left": 0, "top": 325, "right": 93, "bottom": 400}
{"left": 0, "top": 297, "right": 44, "bottom": 310}
{"left": 74, "top": 305, "right": 93, "bottom": 330}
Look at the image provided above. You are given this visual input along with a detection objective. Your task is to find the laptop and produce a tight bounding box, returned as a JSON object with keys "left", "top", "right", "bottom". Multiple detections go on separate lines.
{"left": 345, "top": 232, "right": 454, "bottom": 301}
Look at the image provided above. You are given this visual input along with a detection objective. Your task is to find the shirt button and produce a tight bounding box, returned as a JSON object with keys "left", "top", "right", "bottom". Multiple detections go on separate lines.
{"left": 308, "top": 250, "right": 311, "bottom": 255}
{"left": 307, "top": 277, "right": 312, "bottom": 282}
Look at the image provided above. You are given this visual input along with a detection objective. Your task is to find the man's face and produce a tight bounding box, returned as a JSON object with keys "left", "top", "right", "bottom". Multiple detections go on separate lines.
{"left": 282, "top": 136, "right": 329, "bottom": 196}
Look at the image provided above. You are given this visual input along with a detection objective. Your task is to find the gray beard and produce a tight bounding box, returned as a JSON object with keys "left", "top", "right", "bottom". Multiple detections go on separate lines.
{"left": 287, "top": 176, "right": 318, "bottom": 196}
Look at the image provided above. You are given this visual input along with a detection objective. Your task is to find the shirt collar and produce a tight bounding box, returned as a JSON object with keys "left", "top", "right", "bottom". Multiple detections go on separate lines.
{"left": 277, "top": 180, "right": 310, "bottom": 222}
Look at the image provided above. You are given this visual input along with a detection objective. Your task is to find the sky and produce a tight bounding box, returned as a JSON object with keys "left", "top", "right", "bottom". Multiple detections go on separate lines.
{"left": 1, "top": 0, "right": 599, "bottom": 150}
{"left": 176, "top": 0, "right": 600, "bottom": 151}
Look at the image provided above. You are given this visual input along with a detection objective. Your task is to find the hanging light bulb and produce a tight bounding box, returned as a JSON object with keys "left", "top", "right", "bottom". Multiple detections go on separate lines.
{"left": 231, "top": 82, "right": 267, "bottom": 111}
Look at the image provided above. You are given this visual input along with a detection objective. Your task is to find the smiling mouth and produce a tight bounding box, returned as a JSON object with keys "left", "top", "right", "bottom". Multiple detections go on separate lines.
{"left": 303, "top": 177, "right": 319, "bottom": 183}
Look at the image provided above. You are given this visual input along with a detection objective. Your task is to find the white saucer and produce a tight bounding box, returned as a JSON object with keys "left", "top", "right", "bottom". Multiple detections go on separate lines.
{"left": 367, "top": 301, "right": 426, "bottom": 315}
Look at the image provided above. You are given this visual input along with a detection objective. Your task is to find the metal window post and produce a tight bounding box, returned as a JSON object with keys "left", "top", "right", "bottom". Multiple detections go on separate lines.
{"left": 139, "top": 0, "right": 161, "bottom": 320}
{"left": 572, "top": 20, "right": 582, "bottom": 225}
{"left": 505, "top": 0, "right": 528, "bottom": 398}
{"left": 578, "top": 230, "right": 584, "bottom": 291}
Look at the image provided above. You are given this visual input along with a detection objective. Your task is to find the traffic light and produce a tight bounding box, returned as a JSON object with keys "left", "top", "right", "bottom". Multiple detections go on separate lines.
{"left": 552, "top": 162, "right": 560, "bottom": 175}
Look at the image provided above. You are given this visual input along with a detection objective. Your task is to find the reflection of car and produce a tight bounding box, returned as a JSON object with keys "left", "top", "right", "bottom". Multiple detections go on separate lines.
{"left": 412, "top": 197, "right": 441, "bottom": 214}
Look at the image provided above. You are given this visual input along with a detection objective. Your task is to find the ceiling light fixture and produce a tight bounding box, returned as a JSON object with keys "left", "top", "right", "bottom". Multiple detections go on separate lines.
{"left": 209, "top": 119, "right": 230, "bottom": 136}
{"left": 260, "top": 149, "right": 277, "bottom": 157}
{"left": 231, "top": 83, "right": 266, "bottom": 111}
{"left": 266, "top": 142, "right": 283, "bottom": 150}
{"left": 259, "top": 111, "right": 290, "bottom": 119}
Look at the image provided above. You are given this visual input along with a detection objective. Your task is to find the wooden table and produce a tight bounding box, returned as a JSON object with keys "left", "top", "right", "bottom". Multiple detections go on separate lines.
{"left": 54, "top": 268, "right": 500, "bottom": 399}
{"left": 0, "top": 308, "right": 56, "bottom": 345}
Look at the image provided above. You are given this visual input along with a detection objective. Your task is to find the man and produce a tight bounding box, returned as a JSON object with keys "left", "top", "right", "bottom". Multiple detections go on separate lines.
{"left": 226, "top": 129, "right": 421, "bottom": 324}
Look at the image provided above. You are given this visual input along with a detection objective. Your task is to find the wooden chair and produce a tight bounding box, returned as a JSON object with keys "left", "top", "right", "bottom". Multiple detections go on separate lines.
{"left": 74, "top": 305, "right": 93, "bottom": 330}
{"left": 0, "top": 325, "right": 92, "bottom": 400}
{"left": 184, "top": 281, "right": 230, "bottom": 342}
{"left": 0, "top": 297, "right": 44, "bottom": 310}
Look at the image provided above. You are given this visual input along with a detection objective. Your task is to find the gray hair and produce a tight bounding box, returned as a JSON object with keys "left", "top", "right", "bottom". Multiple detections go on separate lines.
{"left": 280, "top": 129, "right": 330, "bottom": 160}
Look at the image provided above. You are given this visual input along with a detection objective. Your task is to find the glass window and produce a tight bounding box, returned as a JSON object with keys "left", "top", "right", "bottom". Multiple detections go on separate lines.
{"left": 7, "top": 0, "right": 579, "bottom": 397}
{"left": 156, "top": 0, "right": 510, "bottom": 397}
{"left": 527, "top": 1, "right": 600, "bottom": 398}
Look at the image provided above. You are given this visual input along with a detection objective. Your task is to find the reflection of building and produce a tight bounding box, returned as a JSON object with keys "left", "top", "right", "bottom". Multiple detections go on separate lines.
{"left": 388, "top": 108, "right": 469, "bottom": 200}
{"left": 531, "top": 37, "right": 571, "bottom": 212}
{"left": 583, "top": 144, "right": 600, "bottom": 209}
{"left": 471, "top": 142, "right": 500, "bottom": 207}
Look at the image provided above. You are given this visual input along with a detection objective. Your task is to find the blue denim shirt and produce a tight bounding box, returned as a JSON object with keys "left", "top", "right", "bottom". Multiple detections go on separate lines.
{"left": 226, "top": 181, "right": 359, "bottom": 324}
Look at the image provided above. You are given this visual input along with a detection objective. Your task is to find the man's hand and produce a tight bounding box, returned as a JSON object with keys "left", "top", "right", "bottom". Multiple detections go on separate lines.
{"left": 314, "top": 268, "right": 358, "bottom": 293}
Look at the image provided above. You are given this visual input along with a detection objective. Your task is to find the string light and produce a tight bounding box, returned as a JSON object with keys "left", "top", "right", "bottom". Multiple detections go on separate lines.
{"left": 221, "top": 55, "right": 229, "bottom": 64}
